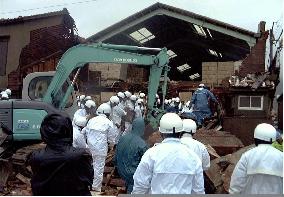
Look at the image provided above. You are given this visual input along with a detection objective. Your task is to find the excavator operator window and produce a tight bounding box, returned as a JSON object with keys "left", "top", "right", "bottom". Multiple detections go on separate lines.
{"left": 52, "top": 81, "right": 73, "bottom": 108}
{"left": 29, "top": 77, "right": 73, "bottom": 108}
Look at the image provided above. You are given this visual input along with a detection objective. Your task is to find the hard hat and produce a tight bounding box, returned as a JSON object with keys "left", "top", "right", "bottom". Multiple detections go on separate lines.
{"left": 124, "top": 91, "right": 132, "bottom": 98}
{"left": 130, "top": 95, "right": 137, "bottom": 101}
{"left": 85, "top": 96, "right": 92, "bottom": 101}
{"left": 254, "top": 123, "right": 276, "bottom": 142}
{"left": 5, "top": 89, "right": 11, "bottom": 95}
{"left": 137, "top": 99, "right": 143, "bottom": 104}
{"left": 199, "top": 83, "right": 205, "bottom": 87}
{"left": 79, "top": 95, "right": 86, "bottom": 101}
{"left": 85, "top": 100, "right": 96, "bottom": 109}
{"left": 159, "top": 113, "right": 183, "bottom": 133}
{"left": 117, "top": 92, "right": 125, "bottom": 99}
{"left": 175, "top": 97, "right": 180, "bottom": 102}
{"left": 74, "top": 116, "right": 87, "bottom": 127}
{"left": 1, "top": 92, "right": 8, "bottom": 99}
{"left": 164, "top": 99, "right": 169, "bottom": 104}
{"left": 182, "top": 119, "right": 197, "bottom": 134}
{"left": 139, "top": 93, "right": 145, "bottom": 98}
{"left": 96, "top": 103, "right": 111, "bottom": 115}
{"left": 185, "top": 101, "right": 191, "bottom": 107}
{"left": 110, "top": 96, "right": 120, "bottom": 104}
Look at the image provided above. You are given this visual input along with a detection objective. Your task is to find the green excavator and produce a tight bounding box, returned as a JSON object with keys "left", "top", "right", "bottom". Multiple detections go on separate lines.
{"left": 0, "top": 43, "right": 170, "bottom": 189}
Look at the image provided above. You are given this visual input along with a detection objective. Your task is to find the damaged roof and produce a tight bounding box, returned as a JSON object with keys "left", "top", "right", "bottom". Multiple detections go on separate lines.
{"left": 0, "top": 8, "right": 73, "bottom": 26}
{"left": 87, "top": 2, "right": 258, "bottom": 81}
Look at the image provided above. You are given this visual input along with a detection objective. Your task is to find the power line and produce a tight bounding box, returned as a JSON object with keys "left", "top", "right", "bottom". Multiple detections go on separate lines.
{"left": 0, "top": 0, "right": 98, "bottom": 15}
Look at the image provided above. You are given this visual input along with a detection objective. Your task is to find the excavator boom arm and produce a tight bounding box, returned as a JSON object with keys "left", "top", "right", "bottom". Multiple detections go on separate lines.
{"left": 43, "top": 43, "right": 170, "bottom": 128}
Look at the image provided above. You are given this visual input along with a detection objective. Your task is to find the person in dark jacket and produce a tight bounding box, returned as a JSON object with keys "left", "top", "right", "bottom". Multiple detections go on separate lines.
{"left": 28, "top": 113, "right": 94, "bottom": 196}
{"left": 114, "top": 118, "right": 148, "bottom": 193}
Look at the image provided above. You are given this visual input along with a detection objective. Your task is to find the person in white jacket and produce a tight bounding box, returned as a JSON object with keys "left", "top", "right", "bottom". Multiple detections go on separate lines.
{"left": 180, "top": 119, "right": 210, "bottom": 170}
{"left": 82, "top": 103, "right": 118, "bottom": 194}
{"left": 229, "top": 123, "right": 283, "bottom": 194}
{"left": 132, "top": 113, "right": 205, "bottom": 194}
{"left": 72, "top": 116, "right": 88, "bottom": 148}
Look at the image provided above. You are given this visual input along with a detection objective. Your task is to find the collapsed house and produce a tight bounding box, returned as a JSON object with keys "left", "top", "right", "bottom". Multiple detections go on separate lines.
{"left": 0, "top": 8, "right": 79, "bottom": 98}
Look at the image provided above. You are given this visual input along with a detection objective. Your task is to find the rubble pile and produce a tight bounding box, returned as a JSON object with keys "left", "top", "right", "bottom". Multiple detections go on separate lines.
{"left": 228, "top": 72, "right": 275, "bottom": 89}
{"left": 205, "top": 145, "right": 255, "bottom": 193}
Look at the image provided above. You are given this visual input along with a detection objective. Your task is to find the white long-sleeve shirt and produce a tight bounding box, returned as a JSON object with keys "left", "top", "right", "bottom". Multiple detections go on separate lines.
{"left": 181, "top": 135, "right": 210, "bottom": 170}
{"left": 229, "top": 144, "right": 283, "bottom": 194}
{"left": 132, "top": 138, "right": 205, "bottom": 194}
{"left": 82, "top": 114, "right": 117, "bottom": 156}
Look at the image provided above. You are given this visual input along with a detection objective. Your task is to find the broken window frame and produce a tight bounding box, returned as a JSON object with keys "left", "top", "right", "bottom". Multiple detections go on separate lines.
{"left": 238, "top": 95, "right": 263, "bottom": 110}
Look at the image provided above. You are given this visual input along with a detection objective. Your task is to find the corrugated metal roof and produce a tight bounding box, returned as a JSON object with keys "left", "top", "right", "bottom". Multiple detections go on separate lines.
{"left": 87, "top": 2, "right": 256, "bottom": 41}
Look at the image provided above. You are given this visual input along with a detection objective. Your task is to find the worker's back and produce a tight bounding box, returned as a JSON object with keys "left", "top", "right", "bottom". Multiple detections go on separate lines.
{"left": 132, "top": 138, "right": 204, "bottom": 194}
{"left": 230, "top": 144, "right": 283, "bottom": 194}
{"left": 181, "top": 136, "right": 210, "bottom": 170}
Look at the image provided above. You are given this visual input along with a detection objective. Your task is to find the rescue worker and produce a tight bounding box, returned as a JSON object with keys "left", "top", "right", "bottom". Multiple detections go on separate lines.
{"left": 78, "top": 95, "right": 86, "bottom": 108}
{"left": 132, "top": 113, "right": 205, "bottom": 194}
{"left": 28, "top": 113, "right": 93, "bottom": 196}
{"left": 229, "top": 123, "right": 283, "bottom": 194}
{"left": 82, "top": 103, "right": 117, "bottom": 194}
{"left": 188, "top": 84, "right": 218, "bottom": 126}
{"left": 107, "top": 96, "right": 124, "bottom": 142}
{"left": 117, "top": 92, "right": 126, "bottom": 107}
{"left": 134, "top": 99, "right": 143, "bottom": 118}
{"left": 73, "top": 116, "right": 88, "bottom": 149}
{"left": 84, "top": 100, "right": 97, "bottom": 120}
{"left": 181, "top": 119, "right": 210, "bottom": 170}
{"left": 123, "top": 95, "right": 136, "bottom": 135}
{"left": 114, "top": 118, "right": 148, "bottom": 193}
{"left": 124, "top": 91, "right": 132, "bottom": 108}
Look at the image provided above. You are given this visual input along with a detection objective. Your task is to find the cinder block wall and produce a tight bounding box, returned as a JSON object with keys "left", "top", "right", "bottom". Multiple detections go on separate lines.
{"left": 202, "top": 61, "right": 240, "bottom": 86}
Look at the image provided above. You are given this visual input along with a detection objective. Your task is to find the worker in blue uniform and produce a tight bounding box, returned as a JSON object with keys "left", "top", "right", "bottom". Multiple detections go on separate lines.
{"left": 188, "top": 84, "right": 218, "bottom": 126}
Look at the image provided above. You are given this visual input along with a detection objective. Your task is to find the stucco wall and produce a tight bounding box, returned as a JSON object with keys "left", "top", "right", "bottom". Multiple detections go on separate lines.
{"left": 0, "top": 15, "right": 63, "bottom": 88}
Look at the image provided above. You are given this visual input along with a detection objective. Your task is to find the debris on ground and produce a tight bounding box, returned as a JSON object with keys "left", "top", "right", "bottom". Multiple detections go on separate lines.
{"left": 205, "top": 144, "right": 255, "bottom": 193}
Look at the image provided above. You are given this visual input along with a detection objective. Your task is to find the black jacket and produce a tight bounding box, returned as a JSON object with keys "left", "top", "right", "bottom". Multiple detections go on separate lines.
{"left": 28, "top": 141, "right": 93, "bottom": 196}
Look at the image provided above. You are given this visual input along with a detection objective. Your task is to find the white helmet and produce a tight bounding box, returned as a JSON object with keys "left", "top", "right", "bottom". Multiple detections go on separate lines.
{"left": 74, "top": 116, "right": 87, "bottom": 127}
{"left": 164, "top": 99, "right": 169, "bottom": 104}
{"left": 96, "top": 103, "right": 111, "bottom": 115}
{"left": 110, "top": 96, "right": 120, "bottom": 104}
{"left": 185, "top": 101, "right": 191, "bottom": 107}
{"left": 254, "top": 123, "right": 276, "bottom": 142}
{"left": 139, "top": 93, "right": 145, "bottom": 98}
{"left": 159, "top": 113, "right": 183, "bottom": 133}
{"left": 85, "top": 96, "right": 92, "bottom": 101}
{"left": 1, "top": 92, "right": 9, "bottom": 99}
{"left": 199, "top": 83, "right": 205, "bottom": 88}
{"left": 79, "top": 95, "right": 86, "bottom": 101}
{"left": 5, "top": 89, "right": 11, "bottom": 96}
{"left": 137, "top": 99, "right": 143, "bottom": 104}
{"left": 117, "top": 92, "right": 125, "bottom": 99}
{"left": 175, "top": 97, "right": 180, "bottom": 102}
{"left": 85, "top": 100, "right": 96, "bottom": 109}
{"left": 182, "top": 119, "right": 197, "bottom": 134}
{"left": 130, "top": 95, "right": 137, "bottom": 101}
{"left": 124, "top": 91, "right": 132, "bottom": 98}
